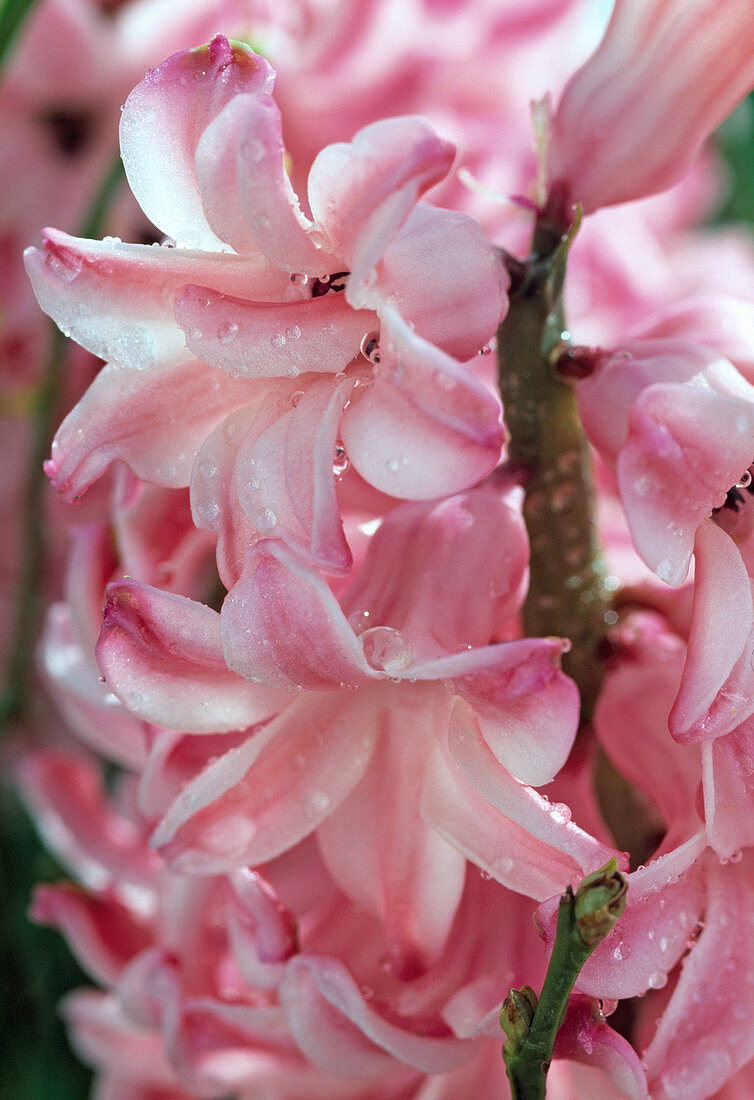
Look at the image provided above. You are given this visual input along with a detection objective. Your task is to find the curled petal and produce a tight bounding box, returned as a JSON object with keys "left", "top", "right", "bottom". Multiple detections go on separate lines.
{"left": 549, "top": 0, "right": 754, "bottom": 212}
{"left": 222, "top": 541, "right": 371, "bottom": 691}
{"left": 341, "top": 326, "right": 502, "bottom": 499}
{"left": 376, "top": 203, "right": 508, "bottom": 360}
{"left": 413, "top": 639, "right": 579, "bottom": 785}
{"left": 24, "top": 230, "right": 288, "bottom": 371}
{"left": 120, "top": 37, "right": 275, "bottom": 249}
{"left": 191, "top": 375, "right": 352, "bottom": 585}
{"left": 279, "top": 956, "right": 472, "bottom": 1076}
{"left": 553, "top": 995, "right": 649, "bottom": 1099}
{"left": 618, "top": 379, "right": 754, "bottom": 586}
{"left": 45, "top": 358, "right": 262, "bottom": 500}
{"left": 701, "top": 724, "right": 754, "bottom": 860}
{"left": 31, "top": 884, "right": 152, "bottom": 986}
{"left": 643, "top": 854, "right": 754, "bottom": 1100}
{"left": 176, "top": 284, "right": 373, "bottom": 379}
{"left": 152, "top": 688, "right": 379, "bottom": 872}
{"left": 670, "top": 523, "right": 754, "bottom": 742}
{"left": 309, "top": 116, "right": 455, "bottom": 300}
{"left": 97, "top": 580, "right": 284, "bottom": 733}
{"left": 537, "top": 832, "right": 707, "bottom": 1000}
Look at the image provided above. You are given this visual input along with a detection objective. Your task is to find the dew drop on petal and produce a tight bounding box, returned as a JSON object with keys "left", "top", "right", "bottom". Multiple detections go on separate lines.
{"left": 361, "top": 626, "right": 413, "bottom": 673}
{"left": 360, "top": 331, "right": 380, "bottom": 364}
{"left": 45, "top": 247, "right": 82, "bottom": 282}
{"left": 290, "top": 390, "right": 305, "bottom": 407}
{"left": 218, "top": 320, "right": 238, "bottom": 345}
{"left": 647, "top": 971, "right": 668, "bottom": 990}
{"left": 333, "top": 442, "right": 350, "bottom": 479}
{"left": 272, "top": 333, "right": 286, "bottom": 349}
{"left": 290, "top": 273, "right": 309, "bottom": 286}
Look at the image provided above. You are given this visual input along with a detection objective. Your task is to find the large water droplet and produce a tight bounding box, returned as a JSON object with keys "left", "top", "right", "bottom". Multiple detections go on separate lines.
{"left": 360, "top": 331, "right": 381, "bottom": 364}
{"left": 361, "top": 626, "right": 413, "bottom": 673}
{"left": 333, "top": 442, "right": 349, "bottom": 479}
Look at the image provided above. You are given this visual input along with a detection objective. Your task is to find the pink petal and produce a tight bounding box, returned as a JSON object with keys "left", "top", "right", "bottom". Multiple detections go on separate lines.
{"left": 593, "top": 611, "right": 702, "bottom": 837}
{"left": 317, "top": 684, "right": 466, "bottom": 970}
{"left": 152, "top": 688, "right": 379, "bottom": 872}
{"left": 701, "top": 723, "right": 754, "bottom": 859}
{"left": 414, "top": 639, "right": 579, "bottom": 786}
{"left": 24, "top": 229, "right": 289, "bottom": 370}
{"left": 308, "top": 117, "right": 455, "bottom": 299}
{"left": 341, "top": 325, "right": 503, "bottom": 499}
{"left": 191, "top": 375, "right": 352, "bottom": 585}
{"left": 31, "top": 884, "right": 152, "bottom": 986}
{"left": 175, "top": 284, "right": 373, "bottom": 379}
{"left": 61, "top": 990, "right": 177, "bottom": 1087}
{"left": 234, "top": 94, "right": 338, "bottom": 273}
{"left": 45, "top": 358, "right": 262, "bottom": 500}
{"left": 429, "top": 704, "right": 621, "bottom": 894}
{"left": 137, "top": 728, "right": 251, "bottom": 821}
{"left": 537, "top": 832, "right": 707, "bottom": 1001}
{"left": 40, "top": 602, "right": 148, "bottom": 770}
{"left": 120, "top": 37, "right": 275, "bottom": 249}
{"left": 221, "top": 541, "right": 371, "bottom": 691}
{"left": 643, "top": 854, "right": 754, "bottom": 1099}
{"left": 16, "top": 752, "right": 159, "bottom": 889}
{"left": 279, "top": 956, "right": 473, "bottom": 1075}
{"left": 618, "top": 378, "right": 754, "bottom": 586}
{"left": 549, "top": 0, "right": 754, "bottom": 212}
{"left": 553, "top": 995, "right": 649, "bottom": 1099}
{"left": 670, "top": 522, "right": 754, "bottom": 742}
{"left": 375, "top": 203, "right": 508, "bottom": 360}
{"left": 423, "top": 736, "right": 615, "bottom": 901}
{"left": 97, "top": 580, "right": 284, "bottom": 733}
{"left": 339, "top": 479, "right": 528, "bottom": 659}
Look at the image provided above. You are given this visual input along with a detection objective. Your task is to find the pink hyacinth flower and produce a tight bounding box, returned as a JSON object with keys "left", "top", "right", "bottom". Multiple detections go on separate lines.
{"left": 25, "top": 37, "right": 507, "bottom": 582}
{"left": 547, "top": 0, "right": 754, "bottom": 214}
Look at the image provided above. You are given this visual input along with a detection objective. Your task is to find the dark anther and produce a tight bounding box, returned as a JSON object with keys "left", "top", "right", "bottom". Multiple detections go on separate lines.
{"left": 311, "top": 271, "right": 350, "bottom": 297}
{"left": 553, "top": 344, "right": 597, "bottom": 380}
{"left": 712, "top": 466, "right": 754, "bottom": 515}
{"left": 41, "top": 106, "right": 96, "bottom": 158}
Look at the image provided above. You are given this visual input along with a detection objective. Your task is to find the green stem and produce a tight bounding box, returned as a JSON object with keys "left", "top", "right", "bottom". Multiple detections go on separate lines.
{"left": 496, "top": 211, "right": 611, "bottom": 721}
{"left": 0, "top": 154, "right": 124, "bottom": 728}
{"left": 501, "top": 861, "right": 627, "bottom": 1099}
{"left": 0, "top": 0, "right": 39, "bottom": 73}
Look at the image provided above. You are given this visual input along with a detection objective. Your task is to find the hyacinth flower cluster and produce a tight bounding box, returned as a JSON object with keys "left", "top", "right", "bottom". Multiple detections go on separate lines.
{"left": 6, "top": 1, "right": 754, "bottom": 1098}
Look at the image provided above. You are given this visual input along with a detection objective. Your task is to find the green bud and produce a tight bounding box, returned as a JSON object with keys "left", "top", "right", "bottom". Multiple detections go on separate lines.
{"left": 501, "top": 985, "right": 538, "bottom": 1057}
{"left": 573, "top": 858, "right": 628, "bottom": 948}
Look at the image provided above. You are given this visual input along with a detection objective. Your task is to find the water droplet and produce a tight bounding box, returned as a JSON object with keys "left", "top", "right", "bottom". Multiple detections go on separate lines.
{"left": 290, "top": 273, "right": 308, "bottom": 286}
{"left": 257, "top": 509, "right": 277, "bottom": 530}
{"left": 361, "top": 626, "right": 413, "bottom": 673}
{"left": 285, "top": 325, "right": 301, "bottom": 340}
{"left": 360, "top": 331, "right": 380, "bottom": 364}
{"left": 45, "top": 246, "right": 82, "bottom": 282}
{"left": 659, "top": 936, "right": 669, "bottom": 952}
{"left": 272, "top": 333, "right": 286, "bottom": 349}
{"left": 308, "top": 791, "right": 330, "bottom": 816}
{"left": 549, "top": 802, "right": 572, "bottom": 824}
{"left": 647, "top": 971, "right": 668, "bottom": 990}
{"left": 478, "top": 344, "right": 492, "bottom": 356}
{"left": 333, "top": 442, "right": 349, "bottom": 479}
{"left": 218, "top": 320, "right": 238, "bottom": 344}
{"left": 479, "top": 869, "right": 493, "bottom": 881}
{"left": 290, "top": 390, "right": 305, "bottom": 407}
